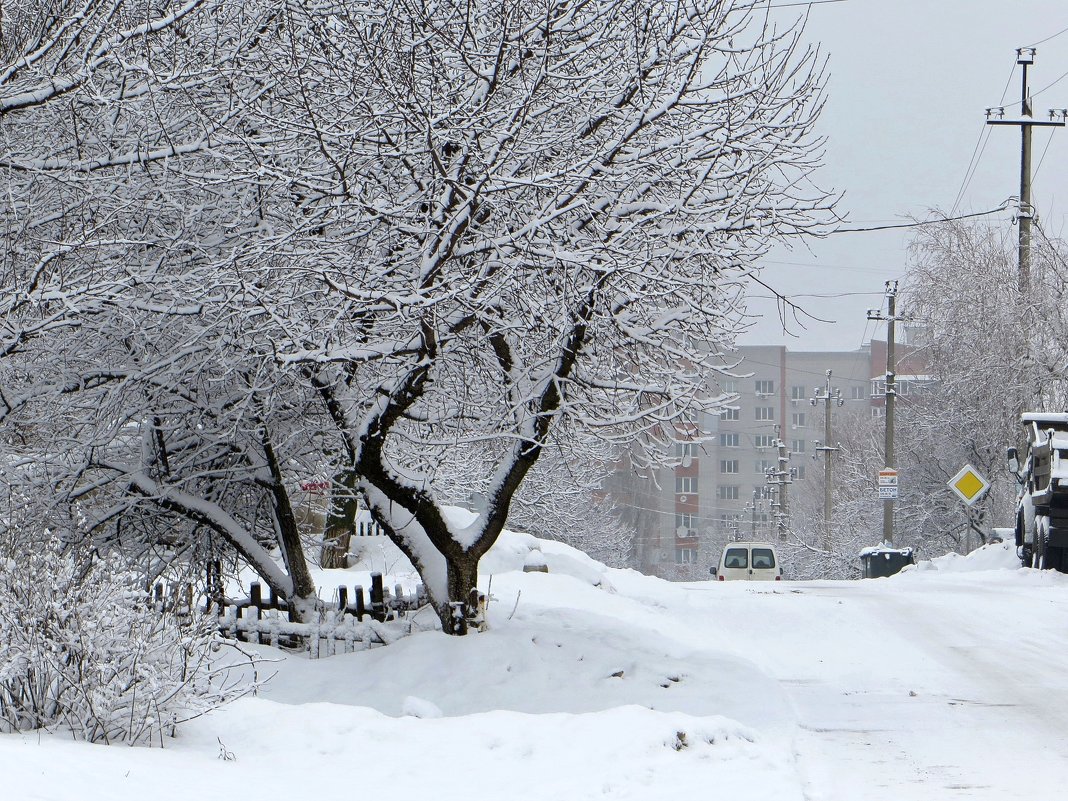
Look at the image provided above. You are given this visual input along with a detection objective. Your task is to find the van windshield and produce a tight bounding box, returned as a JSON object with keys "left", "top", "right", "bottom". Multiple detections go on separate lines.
{"left": 723, "top": 548, "right": 748, "bottom": 569}
{"left": 751, "top": 548, "right": 775, "bottom": 569}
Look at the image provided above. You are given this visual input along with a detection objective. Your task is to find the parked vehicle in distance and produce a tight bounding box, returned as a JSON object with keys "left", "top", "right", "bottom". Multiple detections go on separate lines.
{"left": 710, "top": 542, "right": 783, "bottom": 581}
{"left": 1008, "top": 412, "right": 1068, "bottom": 571}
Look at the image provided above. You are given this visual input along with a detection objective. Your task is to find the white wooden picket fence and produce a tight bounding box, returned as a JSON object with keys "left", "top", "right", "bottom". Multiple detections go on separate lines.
{"left": 154, "top": 572, "right": 428, "bottom": 658}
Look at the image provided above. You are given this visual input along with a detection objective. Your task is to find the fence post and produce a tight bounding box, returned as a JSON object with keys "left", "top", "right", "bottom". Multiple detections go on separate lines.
{"left": 338, "top": 586, "right": 348, "bottom": 612}
{"left": 206, "top": 559, "right": 222, "bottom": 604}
{"left": 370, "top": 573, "right": 386, "bottom": 622}
{"left": 353, "top": 585, "right": 366, "bottom": 620}
{"left": 249, "top": 582, "right": 262, "bottom": 644}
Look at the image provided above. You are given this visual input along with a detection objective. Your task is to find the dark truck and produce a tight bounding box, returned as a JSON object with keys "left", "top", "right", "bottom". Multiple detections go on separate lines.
{"left": 1009, "top": 413, "right": 1068, "bottom": 570}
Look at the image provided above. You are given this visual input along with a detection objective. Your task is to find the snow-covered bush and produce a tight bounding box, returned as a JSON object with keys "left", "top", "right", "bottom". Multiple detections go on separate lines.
{"left": 0, "top": 543, "right": 250, "bottom": 745}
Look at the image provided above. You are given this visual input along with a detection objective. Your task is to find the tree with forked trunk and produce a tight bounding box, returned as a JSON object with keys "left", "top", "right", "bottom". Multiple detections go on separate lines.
{"left": 3, "top": 1, "right": 836, "bottom": 634}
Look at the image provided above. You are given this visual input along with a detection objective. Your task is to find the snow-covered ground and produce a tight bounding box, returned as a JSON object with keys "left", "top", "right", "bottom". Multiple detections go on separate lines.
{"left": 6, "top": 533, "right": 1068, "bottom": 801}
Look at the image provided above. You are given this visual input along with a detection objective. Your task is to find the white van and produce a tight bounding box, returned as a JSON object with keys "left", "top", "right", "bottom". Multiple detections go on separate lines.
{"left": 710, "top": 542, "right": 783, "bottom": 582}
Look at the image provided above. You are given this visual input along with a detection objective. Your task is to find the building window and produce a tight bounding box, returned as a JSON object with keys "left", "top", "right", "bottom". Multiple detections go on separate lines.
{"left": 719, "top": 514, "right": 740, "bottom": 533}
{"left": 851, "top": 385, "right": 866, "bottom": 400}
{"left": 720, "top": 407, "right": 739, "bottom": 421}
{"left": 722, "top": 379, "right": 738, "bottom": 394}
{"left": 756, "top": 459, "right": 774, "bottom": 474}
{"left": 791, "top": 439, "right": 806, "bottom": 453}
{"left": 756, "top": 407, "right": 774, "bottom": 421}
{"left": 676, "top": 476, "right": 697, "bottom": 494}
{"left": 675, "top": 513, "right": 694, "bottom": 531}
{"left": 755, "top": 379, "right": 775, "bottom": 395}
{"left": 720, "top": 432, "right": 739, "bottom": 447}
{"left": 792, "top": 412, "right": 806, "bottom": 428}
{"left": 718, "top": 485, "right": 739, "bottom": 500}
{"left": 675, "top": 547, "right": 697, "bottom": 564}
{"left": 791, "top": 385, "right": 807, "bottom": 400}
{"left": 720, "top": 459, "right": 739, "bottom": 474}
{"left": 675, "top": 442, "right": 698, "bottom": 458}
{"left": 754, "top": 434, "right": 774, "bottom": 449}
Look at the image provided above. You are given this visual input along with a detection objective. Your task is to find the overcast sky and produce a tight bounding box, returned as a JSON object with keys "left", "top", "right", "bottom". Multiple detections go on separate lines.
{"left": 743, "top": 0, "right": 1068, "bottom": 351}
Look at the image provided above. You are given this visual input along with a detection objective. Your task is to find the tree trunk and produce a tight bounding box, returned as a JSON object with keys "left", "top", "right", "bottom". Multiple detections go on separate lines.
{"left": 441, "top": 551, "right": 483, "bottom": 635}
{"left": 319, "top": 469, "right": 359, "bottom": 569}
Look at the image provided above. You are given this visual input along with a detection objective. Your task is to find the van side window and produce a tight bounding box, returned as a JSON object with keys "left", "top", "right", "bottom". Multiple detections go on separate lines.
{"left": 751, "top": 548, "right": 775, "bottom": 569}
{"left": 724, "top": 548, "right": 748, "bottom": 568}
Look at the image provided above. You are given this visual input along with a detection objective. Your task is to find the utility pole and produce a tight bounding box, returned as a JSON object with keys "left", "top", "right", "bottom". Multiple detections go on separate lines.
{"left": 764, "top": 428, "right": 796, "bottom": 541}
{"left": 867, "top": 281, "right": 907, "bottom": 545}
{"left": 743, "top": 489, "right": 759, "bottom": 539}
{"left": 986, "top": 48, "right": 1066, "bottom": 293}
{"left": 811, "top": 369, "right": 844, "bottom": 535}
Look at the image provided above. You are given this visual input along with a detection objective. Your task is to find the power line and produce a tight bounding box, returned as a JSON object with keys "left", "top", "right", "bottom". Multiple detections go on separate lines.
{"left": 749, "top": 290, "right": 885, "bottom": 299}
{"left": 951, "top": 126, "right": 993, "bottom": 214}
{"left": 758, "top": 257, "right": 905, "bottom": 273}
{"left": 952, "top": 60, "right": 1017, "bottom": 213}
{"left": 724, "top": 354, "right": 874, "bottom": 383}
{"left": 829, "top": 202, "right": 1011, "bottom": 234}
{"left": 1033, "top": 127, "right": 1057, "bottom": 183}
{"left": 1027, "top": 23, "right": 1068, "bottom": 48}
{"left": 1032, "top": 65, "right": 1068, "bottom": 99}
{"left": 765, "top": 0, "right": 849, "bottom": 7}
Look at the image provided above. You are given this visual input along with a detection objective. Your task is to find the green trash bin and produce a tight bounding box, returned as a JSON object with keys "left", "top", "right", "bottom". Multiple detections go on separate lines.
{"left": 859, "top": 546, "right": 915, "bottom": 578}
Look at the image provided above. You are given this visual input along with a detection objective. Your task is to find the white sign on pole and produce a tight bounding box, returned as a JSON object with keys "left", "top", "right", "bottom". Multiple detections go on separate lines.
{"left": 877, "top": 468, "right": 899, "bottom": 499}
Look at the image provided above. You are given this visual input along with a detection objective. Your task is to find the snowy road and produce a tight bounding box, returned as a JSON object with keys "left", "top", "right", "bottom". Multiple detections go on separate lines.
{"left": 8, "top": 533, "right": 1068, "bottom": 801}
{"left": 683, "top": 569, "right": 1068, "bottom": 800}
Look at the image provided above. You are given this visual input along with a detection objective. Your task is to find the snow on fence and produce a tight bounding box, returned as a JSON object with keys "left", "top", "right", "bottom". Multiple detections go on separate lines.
{"left": 149, "top": 572, "right": 427, "bottom": 658}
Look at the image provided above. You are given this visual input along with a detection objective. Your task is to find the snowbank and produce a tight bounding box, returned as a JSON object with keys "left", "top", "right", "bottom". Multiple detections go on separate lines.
{"left": 908, "top": 539, "right": 1022, "bottom": 574}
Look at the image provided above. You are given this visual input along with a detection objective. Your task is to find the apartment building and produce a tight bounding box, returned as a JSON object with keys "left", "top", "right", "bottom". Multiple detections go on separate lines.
{"left": 616, "top": 344, "right": 880, "bottom": 580}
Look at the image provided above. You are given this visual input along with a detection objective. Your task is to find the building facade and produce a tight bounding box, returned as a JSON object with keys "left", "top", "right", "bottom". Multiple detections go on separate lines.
{"left": 615, "top": 344, "right": 883, "bottom": 580}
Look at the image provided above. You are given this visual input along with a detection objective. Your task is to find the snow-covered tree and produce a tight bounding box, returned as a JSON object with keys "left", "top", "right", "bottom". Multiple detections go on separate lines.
{"left": 0, "top": 1, "right": 340, "bottom": 620}
{"left": 4, "top": 1, "right": 836, "bottom": 634}
{"left": 251, "top": 0, "right": 836, "bottom": 631}
{"left": 898, "top": 218, "right": 1068, "bottom": 547}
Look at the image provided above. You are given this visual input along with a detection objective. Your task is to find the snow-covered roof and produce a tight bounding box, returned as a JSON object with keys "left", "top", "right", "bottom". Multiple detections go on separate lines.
{"left": 859, "top": 545, "right": 914, "bottom": 557}
{"left": 1023, "top": 412, "right": 1068, "bottom": 425}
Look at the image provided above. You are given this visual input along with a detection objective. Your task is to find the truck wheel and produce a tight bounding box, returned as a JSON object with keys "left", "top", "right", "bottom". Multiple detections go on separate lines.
{"left": 1037, "top": 517, "right": 1052, "bottom": 569}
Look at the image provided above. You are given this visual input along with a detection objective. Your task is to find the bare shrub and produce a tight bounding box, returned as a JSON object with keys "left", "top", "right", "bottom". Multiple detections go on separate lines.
{"left": 0, "top": 542, "right": 251, "bottom": 745}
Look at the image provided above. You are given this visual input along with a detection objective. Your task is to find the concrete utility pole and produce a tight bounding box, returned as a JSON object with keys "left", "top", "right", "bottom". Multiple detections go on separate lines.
{"left": 811, "top": 369, "right": 844, "bottom": 534}
{"left": 764, "top": 431, "right": 796, "bottom": 541}
{"left": 743, "top": 489, "right": 760, "bottom": 539}
{"left": 867, "top": 281, "right": 907, "bottom": 545}
{"left": 986, "top": 48, "right": 1066, "bottom": 293}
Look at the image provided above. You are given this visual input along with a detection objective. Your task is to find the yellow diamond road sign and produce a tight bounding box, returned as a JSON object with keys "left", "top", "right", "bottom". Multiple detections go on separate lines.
{"left": 948, "top": 465, "right": 989, "bottom": 506}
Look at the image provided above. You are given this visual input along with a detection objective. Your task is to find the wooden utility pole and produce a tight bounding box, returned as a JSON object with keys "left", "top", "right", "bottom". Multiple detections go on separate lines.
{"left": 868, "top": 281, "right": 906, "bottom": 545}
{"left": 986, "top": 48, "right": 1066, "bottom": 292}
{"left": 811, "top": 369, "right": 843, "bottom": 534}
